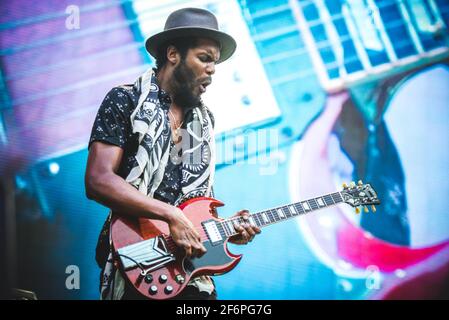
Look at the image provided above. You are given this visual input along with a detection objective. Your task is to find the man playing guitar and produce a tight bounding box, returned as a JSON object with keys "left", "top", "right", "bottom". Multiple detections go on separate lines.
{"left": 85, "top": 8, "right": 261, "bottom": 300}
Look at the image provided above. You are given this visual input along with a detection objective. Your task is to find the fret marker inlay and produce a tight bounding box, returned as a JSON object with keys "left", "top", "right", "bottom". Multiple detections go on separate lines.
{"left": 317, "top": 198, "right": 325, "bottom": 206}
{"left": 303, "top": 202, "right": 310, "bottom": 211}
{"left": 289, "top": 206, "right": 296, "bottom": 215}
{"left": 262, "top": 213, "right": 269, "bottom": 223}
{"left": 277, "top": 208, "right": 285, "bottom": 218}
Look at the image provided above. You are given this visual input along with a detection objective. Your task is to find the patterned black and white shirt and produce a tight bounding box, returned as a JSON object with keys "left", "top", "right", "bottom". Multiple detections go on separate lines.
{"left": 89, "top": 85, "right": 182, "bottom": 205}
{"left": 89, "top": 74, "right": 217, "bottom": 300}
{"left": 88, "top": 84, "right": 186, "bottom": 275}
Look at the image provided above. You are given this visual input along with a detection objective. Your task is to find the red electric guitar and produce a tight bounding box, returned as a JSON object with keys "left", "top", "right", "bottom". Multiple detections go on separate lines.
{"left": 111, "top": 181, "right": 380, "bottom": 299}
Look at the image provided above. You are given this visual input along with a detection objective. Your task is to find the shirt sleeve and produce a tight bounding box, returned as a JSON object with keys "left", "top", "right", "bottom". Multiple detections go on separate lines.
{"left": 88, "top": 87, "right": 133, "bottom": 150}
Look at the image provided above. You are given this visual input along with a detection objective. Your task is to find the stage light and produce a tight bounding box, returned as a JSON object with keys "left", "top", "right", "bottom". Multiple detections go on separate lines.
{"left": 15, "top": 175, "right": 28, "bottom": 191}
{"left": 394, "top": 269, "right": 406, "bottom": 278}
{"left": 338, "top": 279, "right": 353, "bottom": 292}
{"left": 48, "top": 162, "right": 60, "bottom": 176}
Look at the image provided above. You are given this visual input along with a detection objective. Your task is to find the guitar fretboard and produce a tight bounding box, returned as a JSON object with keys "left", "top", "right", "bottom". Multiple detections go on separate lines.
{"left": 217, "top": 192, "right": 344, "bottom": 238}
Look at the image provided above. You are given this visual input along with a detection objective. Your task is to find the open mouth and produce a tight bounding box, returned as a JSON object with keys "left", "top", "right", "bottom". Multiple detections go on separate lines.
{"left": 199, "top": 80, "right": 211, "bottom": 94}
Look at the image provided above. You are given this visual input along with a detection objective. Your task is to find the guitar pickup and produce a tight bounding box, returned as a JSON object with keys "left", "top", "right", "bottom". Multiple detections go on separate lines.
{"left": 202, "top": 220, "right": 223, "bottom": 246}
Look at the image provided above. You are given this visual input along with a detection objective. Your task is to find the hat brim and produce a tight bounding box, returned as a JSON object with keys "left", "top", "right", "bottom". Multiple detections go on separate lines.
{"left": 145, "top": 27, "right": 236, "bottom": 64}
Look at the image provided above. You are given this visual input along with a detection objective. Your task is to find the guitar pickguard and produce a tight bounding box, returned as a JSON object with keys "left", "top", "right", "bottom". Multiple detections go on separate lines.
{"left": 117, "top": 236, "right": 175, "bottom": 272}
{"left": 183, "top": 240, "right": 234, "bottom": 275}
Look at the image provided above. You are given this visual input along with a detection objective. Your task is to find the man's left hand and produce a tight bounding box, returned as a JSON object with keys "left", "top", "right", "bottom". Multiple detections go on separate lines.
{"left": 228, "top": 210, "right": 261, "bottom": 245}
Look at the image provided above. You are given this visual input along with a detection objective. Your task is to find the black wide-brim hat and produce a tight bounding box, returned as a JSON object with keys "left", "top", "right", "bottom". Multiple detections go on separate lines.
{"left": 145, "top": 8, "right": 237, "bottom": 64}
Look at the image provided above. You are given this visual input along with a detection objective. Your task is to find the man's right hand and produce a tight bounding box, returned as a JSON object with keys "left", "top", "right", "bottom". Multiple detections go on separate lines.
{"left": 167, "top": 207, "right": 207, "bottom": 259}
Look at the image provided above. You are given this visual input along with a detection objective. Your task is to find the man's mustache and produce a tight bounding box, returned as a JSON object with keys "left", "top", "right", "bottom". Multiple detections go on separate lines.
{"left": 198, "top": 77, "right": 212, "bottom": 87}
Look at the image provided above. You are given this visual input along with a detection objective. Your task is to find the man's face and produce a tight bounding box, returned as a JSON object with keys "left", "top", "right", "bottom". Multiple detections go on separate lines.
{"left": 171, "top": 38, "right": 220, "bottom": 109}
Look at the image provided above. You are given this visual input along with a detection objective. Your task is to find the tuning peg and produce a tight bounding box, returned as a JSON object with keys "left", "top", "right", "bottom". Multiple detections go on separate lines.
{"left": 358, "top": 180, "right": 363, "bottom": 186}
{"left": 371, "top": 205, "right": 376, "bottom": 213}
{"left": 364, "top": 206, "right": 369, "bottom": 213}
{"left": 355, "top": 207, "right": 360, "bottom": 214}
{"left": 350, "top": 181, "right": 356, "bottom": 188}
{"left": 342, "top": 182, "right": 348, "bottom": 189}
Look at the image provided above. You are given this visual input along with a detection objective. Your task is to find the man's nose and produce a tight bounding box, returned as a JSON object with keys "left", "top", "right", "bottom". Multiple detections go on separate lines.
{"left": 206, "top": 62, "right": 215, "bottom": 75}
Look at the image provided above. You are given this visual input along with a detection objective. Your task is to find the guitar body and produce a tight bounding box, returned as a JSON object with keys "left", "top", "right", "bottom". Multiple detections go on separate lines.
{"left": 110, "top": 197, "right": 242, "bottom": 300}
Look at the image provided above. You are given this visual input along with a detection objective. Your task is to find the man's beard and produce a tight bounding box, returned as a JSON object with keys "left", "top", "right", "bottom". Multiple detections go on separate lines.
{"left": 170, "top": 60, "right": 201, "bottom": 109}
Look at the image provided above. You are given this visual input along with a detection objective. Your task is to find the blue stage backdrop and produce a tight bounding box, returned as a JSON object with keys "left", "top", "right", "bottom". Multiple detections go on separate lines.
{"left": 1, "top": 0, "right": 449, "bottom": 299}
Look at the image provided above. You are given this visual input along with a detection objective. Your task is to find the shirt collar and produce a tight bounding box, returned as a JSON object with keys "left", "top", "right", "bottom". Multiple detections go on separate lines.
{"left": 152, "top": 67, "right": 172, "bottom": 107}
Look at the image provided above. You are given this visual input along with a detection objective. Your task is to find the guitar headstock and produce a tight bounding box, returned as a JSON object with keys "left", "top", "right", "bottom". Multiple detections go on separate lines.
{"left": 341, "top": 180, "right": 380, "bottom": 214}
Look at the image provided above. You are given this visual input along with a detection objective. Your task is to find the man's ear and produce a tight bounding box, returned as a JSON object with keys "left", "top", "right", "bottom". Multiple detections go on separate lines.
{"left": 166, "top": 45, "right": 180, "bottom": 65}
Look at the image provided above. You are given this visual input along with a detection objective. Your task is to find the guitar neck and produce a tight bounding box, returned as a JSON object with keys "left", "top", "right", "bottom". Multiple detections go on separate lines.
{"left": 219, "top": 191, "right": 345, "bottom": 238}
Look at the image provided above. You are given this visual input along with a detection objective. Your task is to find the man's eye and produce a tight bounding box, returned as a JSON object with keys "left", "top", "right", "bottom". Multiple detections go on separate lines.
{"left": 200, "top": 56, "right": 211, "bottom": 62}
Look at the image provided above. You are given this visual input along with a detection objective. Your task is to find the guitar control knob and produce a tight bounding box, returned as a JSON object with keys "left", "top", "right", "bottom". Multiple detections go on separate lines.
{"left": 148, "top": 285, "right": 158, "bottom": 295}
{"left": 159, "top": 274, "right": 168, "bottom": 283}
{"left": 165, "top": 285, "right": 173, "bottom": 294}
{"left": 144, "top": 274, "right": 153, "bottom": 284}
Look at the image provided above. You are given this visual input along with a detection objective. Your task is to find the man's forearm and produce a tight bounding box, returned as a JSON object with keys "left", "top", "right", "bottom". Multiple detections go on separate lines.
{"left": 86, "top": 172, "right": 175, "bottom": 222}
